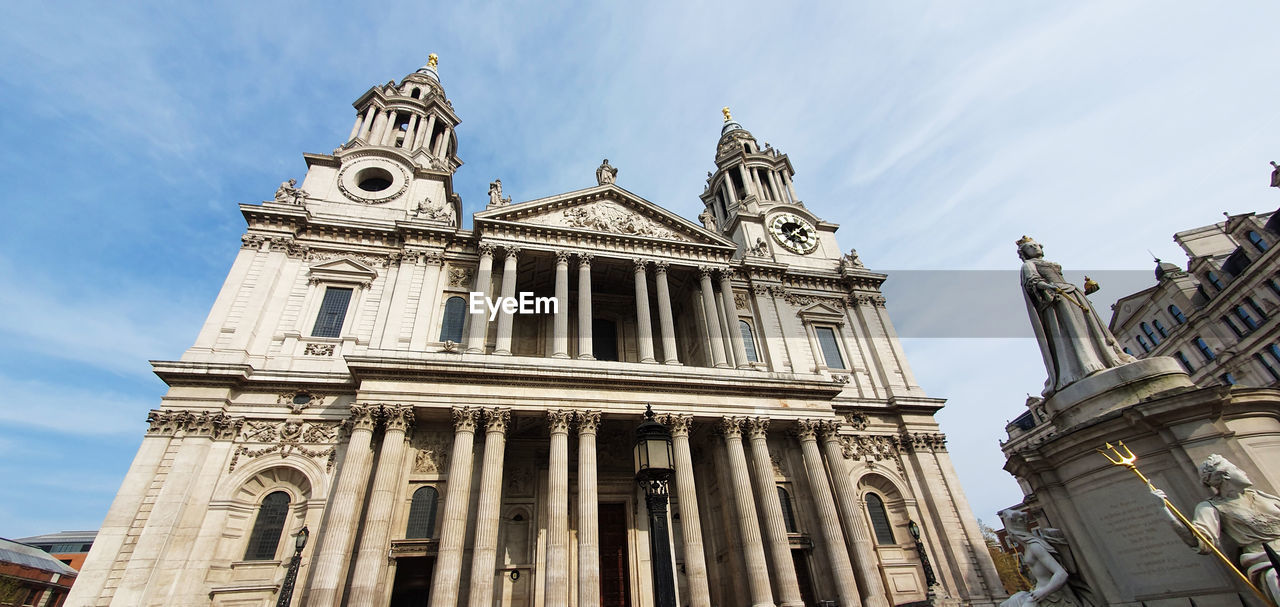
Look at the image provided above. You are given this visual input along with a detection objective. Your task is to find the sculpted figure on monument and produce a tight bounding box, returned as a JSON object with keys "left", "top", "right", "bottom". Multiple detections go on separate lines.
{"left": 999, "top": 508, "right": 1092, "bottom": 607}
{"left": 596, "top": 158, "right": 617, "bottom": 185}
{"left": 274, "top": 178, "right": 306, "bottom": 205}
{"left": 698, "top": 209, "right": 717, "bottom": 232}
{"left": 1153, "top": 454, "right": 1280, "bottom": 603}
{"left": 488, "top": 179, "right": 510, "bottom": 207}
{"left": 1017, "top": 236, "right": 1134, "bottom": 395}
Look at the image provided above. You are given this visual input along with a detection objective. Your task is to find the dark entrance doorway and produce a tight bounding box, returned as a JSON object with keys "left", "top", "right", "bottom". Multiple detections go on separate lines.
{"left": 792, "top": 549, "right": 817, "bottom": 607}
{"left": 593, "top": 319, "right": 619, "bottom": 361}
{"left": 599, "top": 502, "right": 631, "bottom": 607}
{"left": 388, "top": 556, "right": 433, "bottom": 607}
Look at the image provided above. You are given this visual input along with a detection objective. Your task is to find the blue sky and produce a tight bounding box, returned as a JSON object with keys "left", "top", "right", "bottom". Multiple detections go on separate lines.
{"left": 1, "top": 2, "right": 1278, "bottom": 538}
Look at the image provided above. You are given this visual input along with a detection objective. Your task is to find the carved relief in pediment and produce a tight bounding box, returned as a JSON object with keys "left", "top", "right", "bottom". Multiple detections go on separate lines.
{"left": 521, "top": 200, "right": 687, "bottom": 241}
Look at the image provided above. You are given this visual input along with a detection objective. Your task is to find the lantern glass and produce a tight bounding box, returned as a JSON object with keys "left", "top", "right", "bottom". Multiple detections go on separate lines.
{"left": 296, "top": 526, "right": 310, "bottom": 551}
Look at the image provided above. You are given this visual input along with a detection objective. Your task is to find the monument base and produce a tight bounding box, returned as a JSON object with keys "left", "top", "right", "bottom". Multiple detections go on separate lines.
{"left": 1044, "top": 357, "right": 1194, "bottom": 429}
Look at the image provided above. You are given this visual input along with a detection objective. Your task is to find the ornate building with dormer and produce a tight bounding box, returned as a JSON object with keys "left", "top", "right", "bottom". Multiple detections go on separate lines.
{"left": 69, "top": 58, "right": 1005, "bottom": 607}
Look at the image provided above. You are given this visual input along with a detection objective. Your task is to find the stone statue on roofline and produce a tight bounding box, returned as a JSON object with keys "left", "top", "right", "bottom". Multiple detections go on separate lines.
{"left": 488, "top": 179, "right": 511, "bottom": 208}
{"left": 274, "top": 178, "right": 307, "bottom": 205}
{"left": 596, "top": 159, "right": 617, "bottom": 186}
{"left": 1017, "top": 236, "right": 1134, "bottom": 396}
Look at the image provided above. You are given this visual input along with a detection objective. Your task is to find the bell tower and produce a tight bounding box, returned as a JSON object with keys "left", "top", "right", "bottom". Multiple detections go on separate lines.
{"left": 340, "top": 54, "right": 462, "bottom": 172}
{"left": 700, "top": 108, "right": 838, "bottom": 268}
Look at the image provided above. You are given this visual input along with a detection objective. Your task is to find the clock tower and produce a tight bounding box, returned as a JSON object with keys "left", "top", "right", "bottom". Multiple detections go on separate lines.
{"left": 699, "top": 108, "right": 842, "bottom": 271}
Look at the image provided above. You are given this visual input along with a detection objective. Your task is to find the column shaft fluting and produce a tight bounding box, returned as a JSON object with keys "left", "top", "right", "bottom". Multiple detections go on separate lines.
{"left": 546, "top": 410, "right": 573, "bottom": 605}
{"left": 699, "top": 267, "right": 729, "bottom": 368}
{"left": 747, "top": 418, "right": 804, "bottom": 607}
{"left": 553, "top": 251, "right": 570, "bottom": 358}
{"left": 722, "top": 417, "right": 777, "bottom": 607}
{"left": 309, "top": 406, "right": 377, "bottom": 607}
{"left": 465, "top": 244, "right": 496, "bottom": 353}
{"left": 578, "top": 412, "right": 602, "bottom": 607}
{"left": 428, "top": 409, "right": 480, "bottom": 607}
{"left": 796, "top": 420, "right": 862, "bottom": 607}
{"left": 821, "top": 422, "right": 890, "bottom": 607}
{"left": 654, "top": 262, "right": 680, "bottom": 364}
{"left": 577, "top": 254, "right": 594, "bottom": 359}
{"left": 493, "top": 246, "right": 520, "bottom": 355}
{"left": 348, "top": 406, "right": 414, "bottom": 606}
{"left": 634, "top": 258, "right": 656, "bottom": 363}
{"left": 667, "top": 415, "right": 711, "bottom": 607}
{"left": 466, "top": 409, "right": 511, "bottom": 607}
{"left": 721, "top": 271, "right": 751, "bottom": 368}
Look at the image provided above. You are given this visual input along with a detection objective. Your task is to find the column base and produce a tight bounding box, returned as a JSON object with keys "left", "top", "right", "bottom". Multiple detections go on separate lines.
{"left": 736, "top": 364, "right": 754, "bottom": 370}
{"left": 578, "top": 354, "right": 595, "bottom": 360}
{"left": 465, "top": 347, "right": 484, "bottom": 354}
{"left": 641, "top": 357, "right": 658, "bottom": 363}
{"left": 714, "top": 363, "right": 732, "bottom": 368}
{"left": 780, "top": 601, "right": 805, "bottom": 607}
{"left": 662, "top": 360, "right": 683, "bottom": 365}
{"left": 493, "top": 349, "right": 511, "bottom": 356}
{"left": 551, "top": 353, "right": 571, "bottom": 359}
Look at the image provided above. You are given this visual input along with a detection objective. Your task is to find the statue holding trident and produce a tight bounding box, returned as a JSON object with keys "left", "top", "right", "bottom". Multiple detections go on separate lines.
{"left": 1018, "top": 236, "right": 1134, "bottom": 396}
{"left": 998, "top": 508, "right": 1093, "bottom": 607}
{"left": 1098, "top": 443, "right": 1279, "bottom": 607}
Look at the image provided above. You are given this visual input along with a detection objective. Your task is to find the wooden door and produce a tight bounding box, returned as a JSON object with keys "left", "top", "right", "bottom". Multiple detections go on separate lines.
{"left": 599, "top": 502, "right": 631, "bottom": 607}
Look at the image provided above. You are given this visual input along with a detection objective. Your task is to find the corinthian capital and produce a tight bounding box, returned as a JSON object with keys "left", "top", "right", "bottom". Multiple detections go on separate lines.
{"left": 747, "top": 417, "right": 770, "bottom": 440}
{"left": 660, "top": 413, "right": 693, "bottom": 438}
{"left": 720, "top": 416, "right": 745, "bottom": 439}
{"left": 794, "top": 419, "right": 821, "bottom": 442}
{"left": 577, "top": 410, "right": 601, "bottom": 435}
{"left": 452, "top": 406, "right": 479, "bottom": 433}
{"left": 349, "top": 404, "right": 378, "bottom": 432}
{"left": 483, "top": 408, "right": 511, "bottom": 434}
{"left": 547, "top": 409, "right": 574, "bottom": 435}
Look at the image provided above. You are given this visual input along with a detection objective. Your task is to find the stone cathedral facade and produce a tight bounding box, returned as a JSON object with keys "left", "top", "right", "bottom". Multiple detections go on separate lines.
{"left": 69, "top": 59, "right": 1005, "bottom": 607}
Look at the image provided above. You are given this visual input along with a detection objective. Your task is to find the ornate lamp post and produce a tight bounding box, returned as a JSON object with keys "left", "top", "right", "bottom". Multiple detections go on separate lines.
{"left": 276, "top": 525, "right": 309, "bottom": 607}
{"left": 634, "top": 405, "right": 677, "bottom": 607}
{"left": 908, "top": 520, "right": 937, "bottom": 605}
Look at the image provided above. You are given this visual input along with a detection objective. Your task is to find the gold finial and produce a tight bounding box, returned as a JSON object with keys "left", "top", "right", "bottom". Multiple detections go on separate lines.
{"left": 1083, "top": 276, "right": 1100, "bottom": 295}
{"left": 427, "top": 53, "right": 438, "bottom": 69}
{"left": 1015, "top": 235, "right": 1036, "bottom": 247}
{"left": 722, "top": 107, "right": 732, "bottom": 122}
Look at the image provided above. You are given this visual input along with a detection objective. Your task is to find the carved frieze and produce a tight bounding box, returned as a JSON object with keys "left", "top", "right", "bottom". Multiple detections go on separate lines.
{"left": 412, "top": 431, "right": 451, "bottom": 474}
{"left": 241, "top": 234, "right": 266, "bottom": 250}
{"left": 783, "top": 291, "right": 847, "bottom": 309}
{"left": 734, "top": 291, "right": 748, "bottom": 310}
{"left": 268, "top": 237, "right": 308, "bottom": 258}
{"left": 146, "top": 410, "right": 244, "bottom": 440}
{"left": 521, "top": 200, "right": 683, "bottom": 240}
{"left": 228, "top": 418, "right": 344, "bottom": 472}
{"left": 278, "top": 391, "right": 325, "bottom": 414}
{"left": 303, "top": 343, "right": 335, "bottom": 357}
{"left": 448, "top": 267, "right": 473, "bottom": 287}
{"left": 843, "top": 411, "right": 870, "bottom": 431}
{"left": 850, "top": 293, "right": 888, "bottom": 308}
{"left": 305, "top": 249, "right": 392, "bottom": 268}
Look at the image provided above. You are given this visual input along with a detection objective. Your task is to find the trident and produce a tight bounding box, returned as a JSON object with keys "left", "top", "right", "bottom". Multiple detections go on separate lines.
{"left": 1097, "top": 441, "right": 1277, "bottom": 607}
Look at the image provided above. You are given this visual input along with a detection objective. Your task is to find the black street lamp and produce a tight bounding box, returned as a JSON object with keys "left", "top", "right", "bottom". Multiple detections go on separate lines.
{"left": 276, "top": 525, "right": 309, "bottom": 607}
{"left": 907, "top": 520, "right": 937, "bottom": 604}
{"left": 634, "top": 405, "right": 677, "bottom": 607}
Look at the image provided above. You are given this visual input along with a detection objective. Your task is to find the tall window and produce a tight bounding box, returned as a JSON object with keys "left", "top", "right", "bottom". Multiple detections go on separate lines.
{"left": 1195, "top": 337, "right": 1215, "bottom": 361}
{"left": 1174, "top": 351, "right": 1195, "bottom": 373}
{"left": 866, "top": 493, "right": 895, "bottom": 545}
{"left": 777, "top": 487, "right": 798, "bottom": 533}
{"left": 1246, "top": 297, "right": 1269, "bottom": 322}
{"left": 1207, "top": 271, "right": 1224, "bottom": 291}
{"left": 1153, "top": 319, "right": 1168, "bottom": 338}
{"left": 1221, "top": 373, "right": 1237, "bottom": 386}
{"left": 1136, "top": 335, "right": 1150, "bottom": 353}
{"left": 814, "top": 326, "right": 846, "bottom": 369}
{"left": 1123, "top": 347, "right": 1135, "bottom": 356}
{"left": 405, "top": 486, "right": 440, "bottom": 539}
{"left": 439, "top": 296, "right": 467, "bottom": 343}
{"left": 1168, "top": 305, "right": 1187, "bottom": 324}
{"left": 244, "top": 491, "right": 291, "bottom": 561}
{"left": 311, "top": 287, "right": 353, "bottom": 338}
{"left": 1234, "top": 306, "right": 1260, "bottom": 331}
{"left": 1268, "top": 344, "right": 1280, "bottom": 365}
{"left": 1249, "top": 230, "right": 1269, "bottom": 253}
{"left": 739, "top": 320, "right": 759, "bottom": 363}
{"left": 1269, "top": 278, "right": 1280, "bottom": 298}
{"left": 1256, "top": 353, "right": 1280, "bottom": 381}
{"left": 1223, "top": 315, "right": 1245, "bottom": 338}
{"left": 1141, "top": 322, "right": 1160, "bottom": 345}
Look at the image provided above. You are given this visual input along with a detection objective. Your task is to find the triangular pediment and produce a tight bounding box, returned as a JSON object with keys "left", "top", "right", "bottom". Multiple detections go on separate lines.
{"left": 797, "top": 301, "right": 846, "bottom": 324}
{"left": 475, "top": 185, "right": 734, "bottom": 247}
{"left": 307, "top": 258, "right": 379, "bottom": 284}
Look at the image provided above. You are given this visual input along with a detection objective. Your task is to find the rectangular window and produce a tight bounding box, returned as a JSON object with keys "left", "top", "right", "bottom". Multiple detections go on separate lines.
{"left": 815, "top": 326, "right": 845, "bottom": 369}
{"left": 1221, "top": 373, "right": 1237, "bottom": 386}
{"left": 1222, "top": 316, "right": 1245, "bottom": 337}
{"left": 311, "top": 287, "right": 353, "bottom": 338}
{"left": 1255, "top": 353, "right": 1280, "bottom": 381}
{"left": 1174, "top": 351, "right": 1195, "bottom": 373}
{"left": 739, "top": 321, "right": 759, "bottom": 363}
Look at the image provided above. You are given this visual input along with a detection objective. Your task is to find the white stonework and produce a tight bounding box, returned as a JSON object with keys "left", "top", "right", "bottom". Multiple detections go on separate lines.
{"left": 69, "top": 63, "right": 1006, "bottom": 607}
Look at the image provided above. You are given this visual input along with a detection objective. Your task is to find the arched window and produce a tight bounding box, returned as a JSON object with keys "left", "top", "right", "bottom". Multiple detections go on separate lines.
{"left": 1136, "top": 335, "right": 1150, "bottom": 353}
{"left": 244, "top": 491, "right": 291, "bottom": 561}
{"left": 1153, "top": 319, "right": 1168, "bottom": 338}
{"left": 1207, "top": 271, "right": 1224, "bottom": 291}
{"left": 739, "top": 320, "right": 759, "bottom": 363}
{"left": 1195, "top": 337, "right": 1215, "bottom": 361}
{"left": 1141, "top": 322, "right": 1160, "bottom": 345}
{"left": 405, "top": 486, "right": 440, "bottom": 539}
{"left": 777, "top": 487, "right": 797, "bottom": 533}
{"left": 411, "top": 87, "right": 422, "bottom": 99}
{"left": 1168, "top": 305, "right": 1187, "bottom": 324}
{"left": 1249, "top": 231, "right": 1269, "bottom": 253}
{"left": 1123, "top": 347, "right": 1134, "bottom": 356}
{"left": 866, "top": 493, "right": 895, "bottom": 545}
{"left": 439, "top": 296, "right": 467, "bottom": 343}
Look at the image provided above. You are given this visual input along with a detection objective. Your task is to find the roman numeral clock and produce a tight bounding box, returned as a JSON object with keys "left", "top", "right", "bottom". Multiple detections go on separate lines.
{"left": 768, "top": 212, "right": 819, "bottom": 254}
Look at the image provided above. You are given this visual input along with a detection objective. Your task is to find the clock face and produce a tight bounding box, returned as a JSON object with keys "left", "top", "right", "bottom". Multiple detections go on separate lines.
{"left": 768, "top": 213, "right": 819, "bottom": 254}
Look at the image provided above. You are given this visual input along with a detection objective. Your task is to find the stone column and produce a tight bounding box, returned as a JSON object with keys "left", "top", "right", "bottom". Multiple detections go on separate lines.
{"left": 358, "top": 106, "right": 377, "bottom": 140}
{"left": 401, "top": 114, "right": 419, "bottom": 150}
{"left": 796, "top": 420, "right": 862, "bottom": 607}
{"left": 720, "top": 270, "right": 751, "bottom": 368}
{"left": 665, "top": 415, "right": 711, "bottom": 607}
{"left": 820, "top": 422, "right": 889, "bottom": 607}
{"left": 348, "top": 115, "right": 364, "bottom": 142}
{"left": 699, "top": 267, "right": 729, "bottom": 368}
{"left": 546, "top": 410, "right": 573, "bottom": 606}
{"left": 369, "top": 109, "right": 390, "bottom": 144}
{"left": 381, "top": 111, "right": 400, "bottom": 146}
{"left": 577, "top": 411, "right": 602, "bottom": 607}
{"left": 348, "top": 406, "right": 414, "bottom": 606}
{"left": 428, "top": 408, "right": 480, "bottom": 607}
{"left": 721, "top": 417, "right": 777, "bottom": 607}
{"left": 415, "top": 114, "right": 436, "bottom": 151}
{"left": 493, "top": 245, "right": 520, "bottom": 355}
{"left": 653, "top": 261, "right": 680, "bottom": 365}
{"left": 553, "top": 251, "right": 571, "bottom": 358}
{"left": 309, "top": 405, "right": 378, "bottom": 607}
{"left": 577, "top": 253, "right": 594, "bottom": 360}
{"left": 747, "top": 418, "right": 804, "bottom": 607}
{"left": 467, "top": 408, "right": 511, "bottom": 607}
{"left": 634, "top": 258, "right": 657, "bottom": 363}
{"left": 465, "top": 243, "right": 496, "bottom": 353}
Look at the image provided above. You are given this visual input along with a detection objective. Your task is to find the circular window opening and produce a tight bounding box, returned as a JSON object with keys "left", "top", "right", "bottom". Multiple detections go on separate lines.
{"left": 356, "top": 167, "right": 394, "bottom": 192}
{"left": 292, "top": 393, "right": 311, "bottom": 406}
